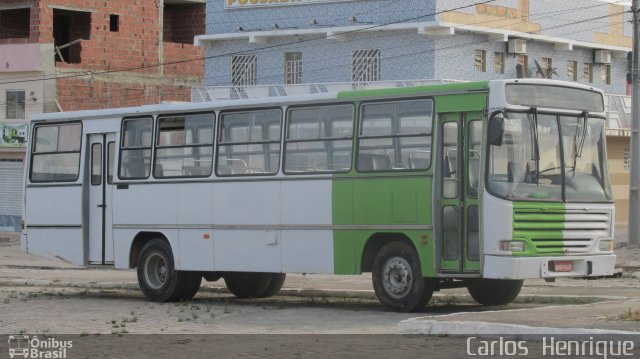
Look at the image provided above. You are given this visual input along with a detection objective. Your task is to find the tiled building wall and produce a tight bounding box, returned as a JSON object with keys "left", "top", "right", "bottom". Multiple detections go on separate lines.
{"left": 204, "top": 0, "right": 630, "bottom": 95}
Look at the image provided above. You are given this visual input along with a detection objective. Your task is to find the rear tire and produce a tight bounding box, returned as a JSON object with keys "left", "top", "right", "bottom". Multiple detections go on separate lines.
{"left": 372, "top": 241, "right": 434, "bottom": 312}
{"left": 258, "top": 273, "right": 286, "bottom": 298}
{"left": 137, "top": 239, "right": 189, "bottom": 302}
{"left": 467, "top": 279, "right": 523, "bottom": 306}
{"left": 224, "top": 272, "right": 273, "bottom": 299}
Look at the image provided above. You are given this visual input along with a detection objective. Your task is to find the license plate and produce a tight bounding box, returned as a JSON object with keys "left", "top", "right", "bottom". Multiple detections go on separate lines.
{"left": 553, "top": 261, "right": 573, "bottom": 272}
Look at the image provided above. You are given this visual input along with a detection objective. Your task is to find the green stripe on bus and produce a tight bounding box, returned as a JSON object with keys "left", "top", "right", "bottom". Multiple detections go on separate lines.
{"left": 513, "top": 202, "right": 566, "bottom": 256}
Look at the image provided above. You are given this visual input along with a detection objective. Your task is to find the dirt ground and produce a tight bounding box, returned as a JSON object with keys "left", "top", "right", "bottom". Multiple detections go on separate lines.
{"left": 1, "top": 232, "right": 639, "bottom": 357}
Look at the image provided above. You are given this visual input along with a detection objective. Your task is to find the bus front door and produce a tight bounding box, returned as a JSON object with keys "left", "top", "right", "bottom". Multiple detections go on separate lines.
{"left": 438, "top": 112, "right": 482, "bottom": 273}
{"left": 88, "top": 133, "right": 116, "bottom": 264}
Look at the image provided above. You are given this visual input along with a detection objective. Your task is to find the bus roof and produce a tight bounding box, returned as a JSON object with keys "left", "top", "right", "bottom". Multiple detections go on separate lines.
{"left": 30, "top": 79, "right": 601, "bottom": 123}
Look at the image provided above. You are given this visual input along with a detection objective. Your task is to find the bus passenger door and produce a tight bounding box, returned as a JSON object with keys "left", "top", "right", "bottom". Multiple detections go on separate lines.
{"left": 437, "top": 112, "right": 482, "bottom": 273}
{"left": 88, "top": 133, "right": 116, "bottom": 264}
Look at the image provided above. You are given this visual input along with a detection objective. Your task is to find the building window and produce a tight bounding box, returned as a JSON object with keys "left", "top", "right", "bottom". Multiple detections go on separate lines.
{"left": 567, "top": 60, "right": 577, "bottom": 81}
{"left": 0, "top": 7, "right": 31, "bottom": 39}
{"left": 516, "top": 54, "right": 528, "bottom": 78}
{"left": 352, "top": 49, "right": 380, "bottom": 83}
{"left": 474, "top": 50, "right": 487, "bottom": 72}
{"left": 6, "top": 90, "right": 25, "bottom": 120}
{"left": 109, "top": 14, "right": 119, "bottom": 32}
{"left": 624, "top": 148, "right": 631, "bottom": 171}
{"left": 284, "top": 52, "right": 302, "bottom": 85}
{"left": 601, "top": 64, "right": 611, "bottom": 85}
{"left": 163, "top": 4, "right": 205, "bottom": 44}
{"left": 231, "top": 55, "right": 257, "bottom": 86}
{"left": 584, "top": 63, "right": 593, "bottom": 83}
{"left": 493, "top": 52, "right": 505, "bottom": 74}
{"left": 541, "top": 57, "right": 553, "bottom": 78}
{"left": 53, "top": 9, "right": 91, "bottom": 64}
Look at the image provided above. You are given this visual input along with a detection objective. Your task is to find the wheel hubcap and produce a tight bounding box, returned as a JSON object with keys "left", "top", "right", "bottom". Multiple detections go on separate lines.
{"left": 144, "top": 253, "right": 168, "bottom": 289}
{"left": 382, "top": 256, "right": 412, "bottom": 299}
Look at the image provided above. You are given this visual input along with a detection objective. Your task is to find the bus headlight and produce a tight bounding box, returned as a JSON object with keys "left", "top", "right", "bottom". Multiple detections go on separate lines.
{"left": 598, "top": 240, "right": 613, "bottom": 252}
{"left": 499, "top": 240, "right": 525, "bottom": 252}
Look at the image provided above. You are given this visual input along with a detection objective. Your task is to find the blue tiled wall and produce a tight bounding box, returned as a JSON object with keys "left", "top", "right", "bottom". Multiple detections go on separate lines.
{"left": 204, "top": 0, "right": 630, "bottom": 95}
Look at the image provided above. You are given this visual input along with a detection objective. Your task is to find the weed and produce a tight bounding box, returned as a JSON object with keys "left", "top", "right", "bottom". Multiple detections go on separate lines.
{"left": 617, "top": 308, "right": 640, "bottom": 321}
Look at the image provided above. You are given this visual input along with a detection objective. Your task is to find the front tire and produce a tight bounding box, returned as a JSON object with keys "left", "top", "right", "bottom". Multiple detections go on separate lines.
{"left": 137, "top": 239, "right": 190, "bottom": 302}
{"left": 372, "top": 241, "right": 434, "bottom": 312}
{"left": 467, "top": 279, "right": 523, "bottom": 306}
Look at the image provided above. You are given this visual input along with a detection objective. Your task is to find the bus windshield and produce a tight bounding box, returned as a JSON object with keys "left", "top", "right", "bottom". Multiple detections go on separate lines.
{"left": 487, "top": 111, "right": 612, "bottom": 202}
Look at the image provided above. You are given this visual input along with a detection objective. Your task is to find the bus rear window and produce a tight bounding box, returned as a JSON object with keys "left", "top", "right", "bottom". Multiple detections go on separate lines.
{"left": 30, "top": 123, "right": 82, "bottom": 182}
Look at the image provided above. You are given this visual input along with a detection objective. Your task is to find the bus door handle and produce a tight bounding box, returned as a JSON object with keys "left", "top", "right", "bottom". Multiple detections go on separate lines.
{"left": 97, "top": 204, "right": 106, "bottom": 208}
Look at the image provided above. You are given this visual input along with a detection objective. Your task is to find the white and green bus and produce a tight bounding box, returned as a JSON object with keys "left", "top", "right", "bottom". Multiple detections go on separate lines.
{"left": 22, "top": 79, "right": 615, "bottom": 312}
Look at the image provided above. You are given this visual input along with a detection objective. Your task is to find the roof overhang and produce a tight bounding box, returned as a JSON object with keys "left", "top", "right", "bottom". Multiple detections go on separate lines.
{"left": 195, "top": 20, "right": 630, "bottom": 56}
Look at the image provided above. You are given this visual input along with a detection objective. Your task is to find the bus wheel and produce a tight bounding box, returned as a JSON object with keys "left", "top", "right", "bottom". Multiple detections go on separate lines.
{"left": 257, "top": 273, "right": 286, "bottom": 298}
{"left": 179, "top": 272, "right": 202, "bottom": 300}
{"left": 137, "top": 239, "right": 188, "bottom": 302}
{"left": 467, "top": 279, "right": 523, "bottom": 306}
{"left": 372, "top": 241, "right": 433, "bottom": 312}
{"left": 224, "top": 272, "right": 273, "bottom": 299}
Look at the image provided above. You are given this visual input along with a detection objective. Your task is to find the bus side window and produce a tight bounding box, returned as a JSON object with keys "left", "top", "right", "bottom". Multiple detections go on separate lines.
{"left": 154, "top": 113, "right": 214, "bottom": 179}
{"left": 30, "top": 123, "right": 82, "bottom": 182}
{"left": 284, "top": 104, "right": 354, "bottom": 174}
{"left": 216, "top": 109, "right": 282, "bottom": 176}
{"left": 119, "top": 117, "right": 153, "bottom": 180}
{"left": 357, "top": 99, "right": 433, "bottom": 172}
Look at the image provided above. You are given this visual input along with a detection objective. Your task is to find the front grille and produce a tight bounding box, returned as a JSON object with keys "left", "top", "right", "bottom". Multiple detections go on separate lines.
{"left": 513, "top": 206, "right": 610, "bottom": 254}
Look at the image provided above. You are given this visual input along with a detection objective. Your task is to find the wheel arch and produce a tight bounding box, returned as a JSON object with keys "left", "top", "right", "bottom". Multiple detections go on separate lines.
{"left": 129, "top": 231, "right": 172, "bottom": 268}
{"left": 360, "top": 233, "right": 416, "bottom": 273}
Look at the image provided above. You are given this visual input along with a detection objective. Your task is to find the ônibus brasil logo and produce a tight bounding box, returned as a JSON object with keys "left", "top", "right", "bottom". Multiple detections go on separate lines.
{"left": 8, "top": 335, "right": 72, "bottom": 359}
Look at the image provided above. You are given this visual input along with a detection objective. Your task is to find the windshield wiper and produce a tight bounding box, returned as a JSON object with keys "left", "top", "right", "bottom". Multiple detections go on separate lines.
{"left": 529, "top": 108, "right": 540, "bottom": 185}
{"left": 571, "top": 111, "right": 588, "bottom": 174}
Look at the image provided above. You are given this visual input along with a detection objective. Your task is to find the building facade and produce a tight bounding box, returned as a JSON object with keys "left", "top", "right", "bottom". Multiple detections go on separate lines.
{"left": 0, "top": 0, "right": 206, "bottom": 231}
{"left": 197, "top": 0, "right": 633, "bottom": 231}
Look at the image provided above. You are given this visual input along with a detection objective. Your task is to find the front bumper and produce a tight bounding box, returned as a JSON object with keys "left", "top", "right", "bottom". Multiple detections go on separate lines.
{"left": 483, "top": 254, "right": 616, "bottom": 279}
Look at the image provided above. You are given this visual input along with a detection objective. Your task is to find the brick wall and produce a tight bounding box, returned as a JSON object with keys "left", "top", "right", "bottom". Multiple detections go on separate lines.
{"left": 163, "top": 42, "right": 204, "bottom": 78}
{"left": 56, "top": 77, "right": 192, "bottom": 111}
{"left": 1, "top": 0, "right": 204, "bottom": 110}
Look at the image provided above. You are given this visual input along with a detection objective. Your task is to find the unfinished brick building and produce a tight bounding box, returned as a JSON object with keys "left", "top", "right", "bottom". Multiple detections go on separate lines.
{"left": 0, "top": 0, "right": 205, "bottom": 231}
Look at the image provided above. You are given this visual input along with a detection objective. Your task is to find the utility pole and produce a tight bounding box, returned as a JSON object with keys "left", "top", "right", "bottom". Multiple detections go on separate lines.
{"left": 630, "top": 0, "right": 640, "bottom": 247}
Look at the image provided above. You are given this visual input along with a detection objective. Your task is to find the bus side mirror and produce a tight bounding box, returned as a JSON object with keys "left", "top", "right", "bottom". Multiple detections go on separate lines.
{"left": 488, "top": 115, "right": 504, "bottom": 146}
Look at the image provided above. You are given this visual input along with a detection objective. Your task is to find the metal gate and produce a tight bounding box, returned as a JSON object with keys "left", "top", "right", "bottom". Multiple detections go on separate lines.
{"left": 0, "top": 159, "right": 24, "bottom": 231}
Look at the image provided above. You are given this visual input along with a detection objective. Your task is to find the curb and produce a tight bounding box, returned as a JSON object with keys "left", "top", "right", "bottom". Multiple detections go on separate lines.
{"left": 398, "top": 319, "right": 640, "bottom": 337}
